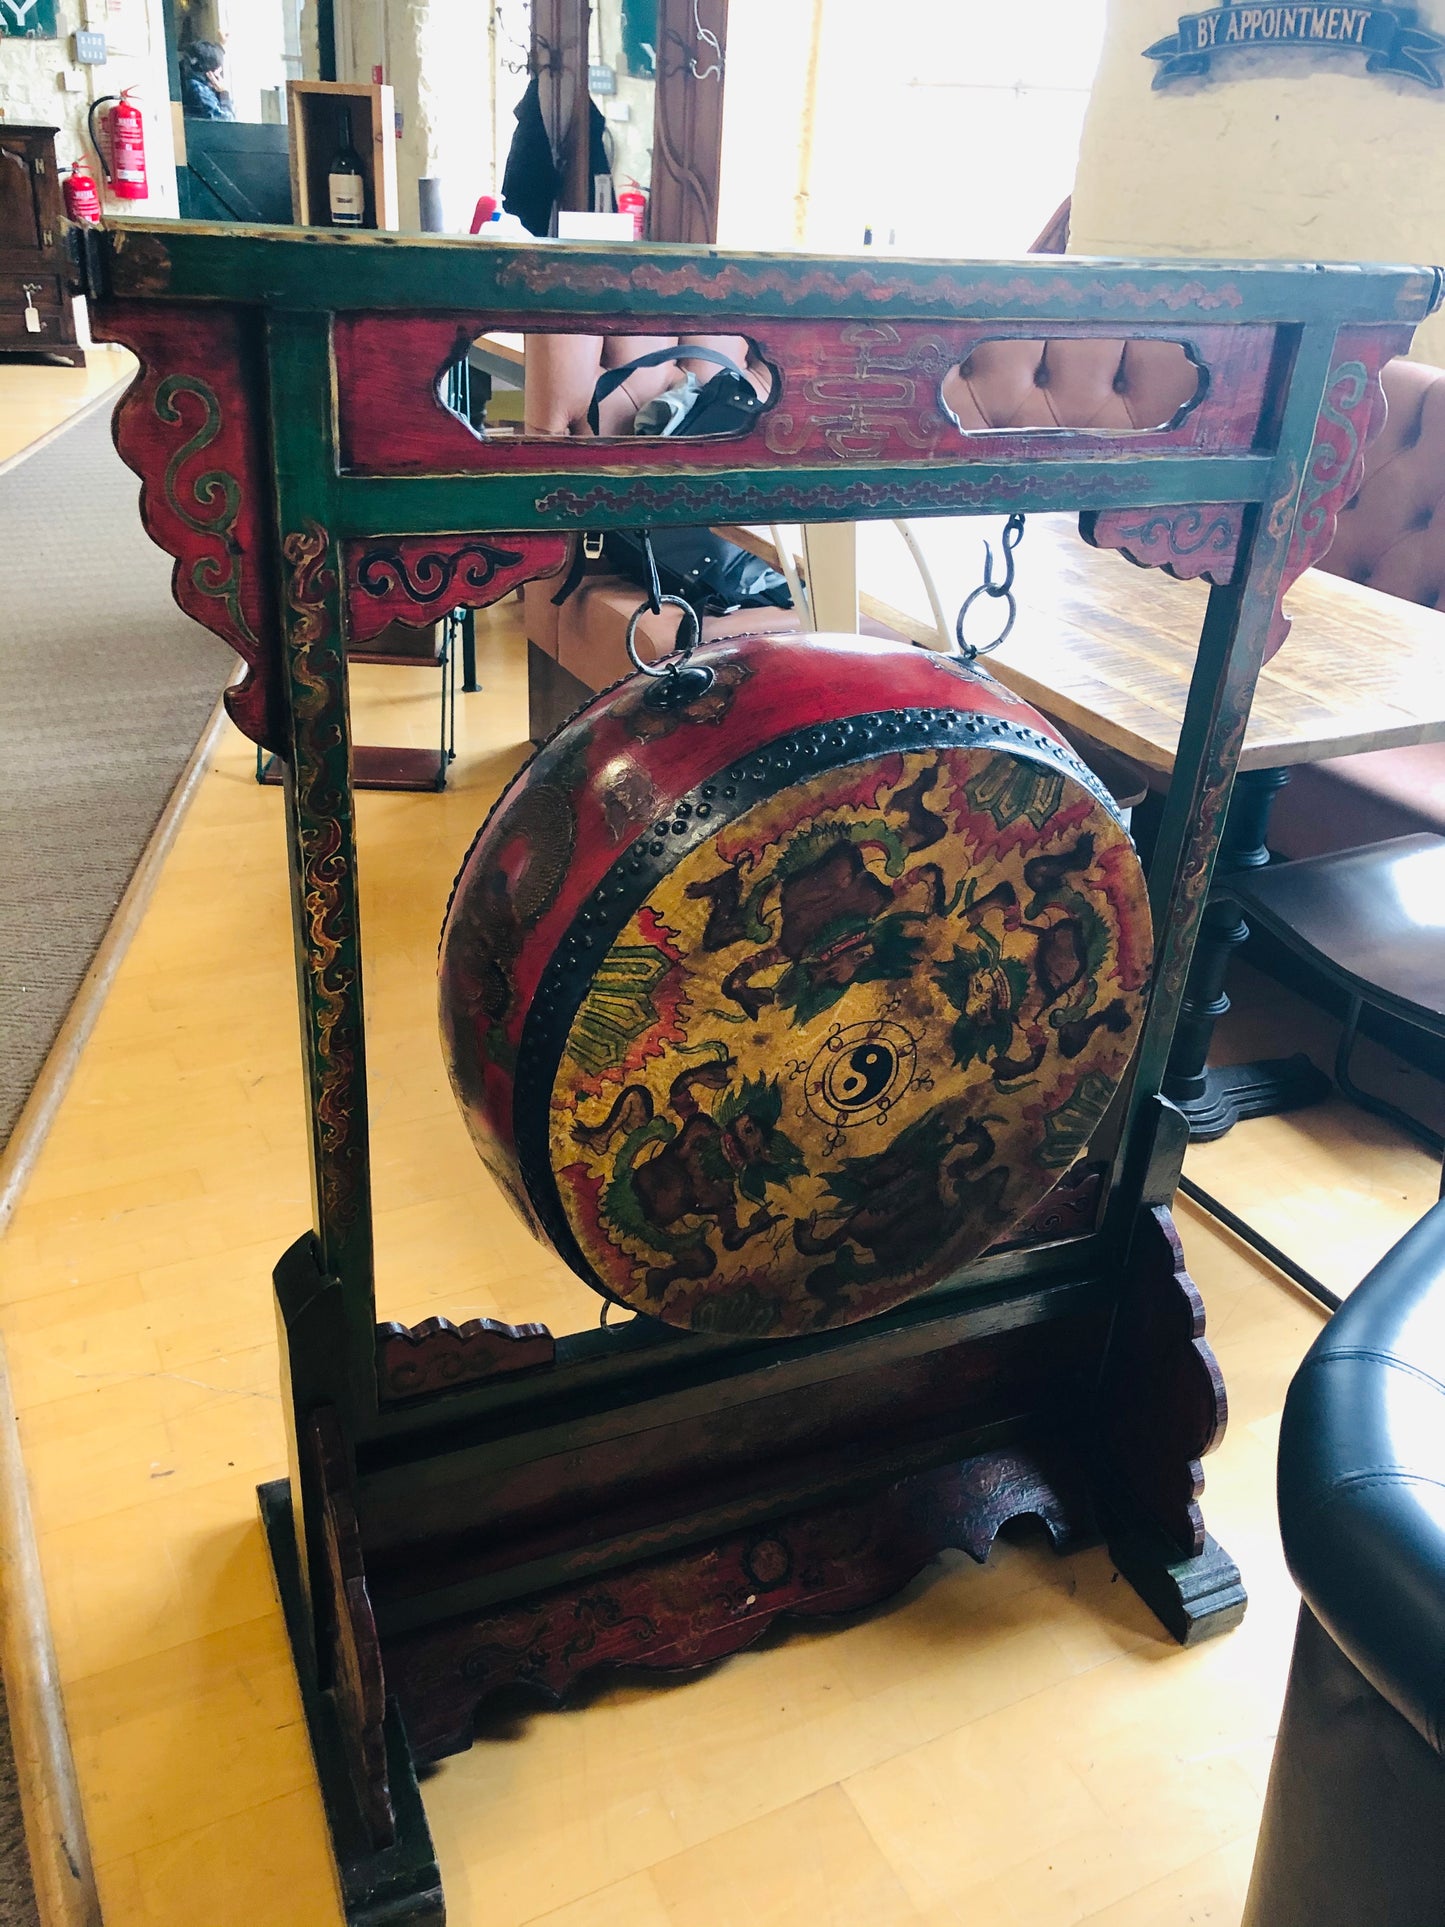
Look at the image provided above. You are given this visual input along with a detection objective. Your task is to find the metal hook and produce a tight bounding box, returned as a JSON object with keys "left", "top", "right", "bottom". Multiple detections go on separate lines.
{"left": 495, "top": 0, "right": 531, "bottom": 73}
{"left": 641, "top": 528, "right": 663, "bottom": 616}
{"left": 954, "top": 513, "right": 1026, "bottom": 661}
{"left": 982, "top": 512, "right": 1025, "bottom": 599}
{"left": 689, "top": 0, "right": 724, "bottom": 79}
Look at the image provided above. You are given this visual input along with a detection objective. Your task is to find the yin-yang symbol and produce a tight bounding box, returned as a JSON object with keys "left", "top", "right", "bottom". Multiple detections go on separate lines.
{"left": 805, "top": 1020, "right": 917, "bottom": 1130}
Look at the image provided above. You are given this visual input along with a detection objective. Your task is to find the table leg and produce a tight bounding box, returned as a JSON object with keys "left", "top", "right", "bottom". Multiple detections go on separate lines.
{"left": 1163, "top": 766, "right": 1331, "bottom": 1141}
{"left": 461, "top": 607, "right": 479, "bottom": 693}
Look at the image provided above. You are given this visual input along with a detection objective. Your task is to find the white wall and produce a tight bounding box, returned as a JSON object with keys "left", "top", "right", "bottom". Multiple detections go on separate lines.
{"left": 0, "top": 0, "right": 178, "bottom": 214}
{"left": 211, "top": 0, "right": 290, "bottom": 124}
{"left": 719, "top": 0, "right": 1107, "bottom": 256}
{"left": 1072, "top": 0, "right": 1445, "bottom": 361}
{"left": 327, "top": 0, "right": 492, "bottom": 230}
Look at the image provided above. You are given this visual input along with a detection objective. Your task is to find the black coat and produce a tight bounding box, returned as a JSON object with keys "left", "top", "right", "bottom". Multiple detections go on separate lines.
{"left": 502, "top": 76, "right": 610, "bottom": 236}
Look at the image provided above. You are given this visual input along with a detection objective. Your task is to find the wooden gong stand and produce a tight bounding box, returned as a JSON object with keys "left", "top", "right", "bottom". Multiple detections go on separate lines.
{"left": 83, "top": 221, "right": 1437, "bottom": 1925}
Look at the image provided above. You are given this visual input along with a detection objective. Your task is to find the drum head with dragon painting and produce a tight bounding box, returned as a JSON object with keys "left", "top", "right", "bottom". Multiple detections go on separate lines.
{"left": 439, "top": 633, "right": 1153, "bottom": 1339}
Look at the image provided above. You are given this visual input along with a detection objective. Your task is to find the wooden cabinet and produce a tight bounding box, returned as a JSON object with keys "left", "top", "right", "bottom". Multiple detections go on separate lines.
{"left": 0, "top": 125, "right": 83, "bottom": 367}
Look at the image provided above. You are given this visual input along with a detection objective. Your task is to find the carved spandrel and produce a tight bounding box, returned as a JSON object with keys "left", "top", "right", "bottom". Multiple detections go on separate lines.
{"left": 344, "top": 533, "right": 571, "bottom": 642}
{"left": 95, "top": 299, "right": 283, "bottom": 751}
{"left": 1081, "top": 505, "right": 1245, "bottom": 586}
{"left": 1098, "top": 1203, "right": 1227, "bottom": 1559}
{"left": 383, "top": 1444, "right": 1092, "bottom": 1762}
{"left": 1265, "top": 328, "right": 1416, "bottom": 658}
{"left": 989, "top": 1160, "right": 1107, "bottom": 1251}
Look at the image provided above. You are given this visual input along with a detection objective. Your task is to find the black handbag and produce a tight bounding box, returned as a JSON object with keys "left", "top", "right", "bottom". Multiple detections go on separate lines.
{"left": 586, "top": 345, "right": 768, "bottom": 439}
{"left": 602, "top": 526, "right": 792, "bottom": 619}
{"left": 553, "top": 347, "right": 789, "bottom": 615}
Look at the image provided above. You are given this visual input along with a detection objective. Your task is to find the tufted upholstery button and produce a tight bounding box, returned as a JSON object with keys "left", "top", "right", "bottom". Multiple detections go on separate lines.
{"left": 940, "top": 335, "right": 1198, "bottom": 433}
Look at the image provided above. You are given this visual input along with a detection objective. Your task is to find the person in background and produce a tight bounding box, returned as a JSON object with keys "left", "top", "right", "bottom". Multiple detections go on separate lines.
{"left": 179, "top": 41, "right": 235, "bottom": 121}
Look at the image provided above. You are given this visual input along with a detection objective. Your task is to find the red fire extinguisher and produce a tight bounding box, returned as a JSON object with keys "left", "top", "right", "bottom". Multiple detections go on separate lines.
{"left": 89, "top": 91, "right": 149, "bottom": 203}
{"left": 616, "top": 183, "right": 647, "bottom": 241}
{"left": 62, "top": 160, "right": 103, "bottom": 225}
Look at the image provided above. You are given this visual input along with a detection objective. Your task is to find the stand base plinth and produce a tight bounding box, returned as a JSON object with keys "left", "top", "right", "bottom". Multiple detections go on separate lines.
{"left": 1104, "top": 1518, "right": 1247, "bottom": 1646}
{"left": 267, "top": 1445, "right": 1245, "bottom": 1915}
{"left": 260, "top": 1481, "right": 444, "bottom": 1927}
{"left": 383, "top": 1442, "right": 1096, "bottom": 1764}
{"left": 1171, "top": 1054, "right": 1332, "bottom": 1142}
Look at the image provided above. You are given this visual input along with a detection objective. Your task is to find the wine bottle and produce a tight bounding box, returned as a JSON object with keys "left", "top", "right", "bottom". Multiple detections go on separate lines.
{"left": 327, "top": 105, "right": 366, "bottom": 228}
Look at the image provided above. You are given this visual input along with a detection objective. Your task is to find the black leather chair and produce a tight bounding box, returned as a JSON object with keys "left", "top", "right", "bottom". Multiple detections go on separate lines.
{"left": 1244, "top": 1198, "right": 1445, "bottom": 1927}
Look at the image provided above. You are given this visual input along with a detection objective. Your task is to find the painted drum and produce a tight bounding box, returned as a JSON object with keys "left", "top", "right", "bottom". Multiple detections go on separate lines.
{"left": 439, "top": 632, "right": 1153, "bottom": 1338}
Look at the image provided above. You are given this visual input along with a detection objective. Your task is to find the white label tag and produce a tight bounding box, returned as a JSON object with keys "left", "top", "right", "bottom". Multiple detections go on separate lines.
{"left": 24, "top": 304, "right": 41, "bottom": 334}
{"left": 329, "top": 174, "right": 365, "bottom": 225}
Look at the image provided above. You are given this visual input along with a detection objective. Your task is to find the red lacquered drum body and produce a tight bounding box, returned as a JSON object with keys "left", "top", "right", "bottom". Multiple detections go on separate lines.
{"left": 439, "top": 633, "right": 1152, "bottom": 1338}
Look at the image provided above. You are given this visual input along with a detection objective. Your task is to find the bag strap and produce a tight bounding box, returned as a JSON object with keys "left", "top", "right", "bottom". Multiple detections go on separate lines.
{"left": 586, "top": 345, "right": 746, "bottom": 435}
{"left": 549, "top": 533, "right": 591, "bottom": 608}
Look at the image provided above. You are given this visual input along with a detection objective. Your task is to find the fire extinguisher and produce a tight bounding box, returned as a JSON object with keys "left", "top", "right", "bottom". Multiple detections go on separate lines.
{"left": 616, "top": 183, "right": 647, "bottom": 241}
{"left": 62, "top": 159, "right": 103, "bottom": 225}
{"left": 89, "top": 91, "right": 149, "bottom": 203}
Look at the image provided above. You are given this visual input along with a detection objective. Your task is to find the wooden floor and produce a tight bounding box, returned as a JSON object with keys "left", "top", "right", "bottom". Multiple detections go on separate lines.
{"left": 0, "top": 366, "right": 1440, "bottom": 1926}
{"left": 0, "top": 348, "right": 135, "bottom": 469}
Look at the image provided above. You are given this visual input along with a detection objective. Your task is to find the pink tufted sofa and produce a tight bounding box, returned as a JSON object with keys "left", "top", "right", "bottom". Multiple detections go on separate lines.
{"left": 939, "top": 335, "right": 1200, "bottom": 435}
{"left": 1268, "top": 355, "right": 1445, "bottom": 860}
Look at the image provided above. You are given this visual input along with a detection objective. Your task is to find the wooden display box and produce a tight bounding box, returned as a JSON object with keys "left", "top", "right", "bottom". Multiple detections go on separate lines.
{"left": 287, "top": 81, "right": 399, "bottom": 232}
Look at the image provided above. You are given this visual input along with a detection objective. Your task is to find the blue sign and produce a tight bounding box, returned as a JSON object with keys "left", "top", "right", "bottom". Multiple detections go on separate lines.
{"left": 1145, "top": 3, "right": 1445, "bottom": 87}
{"left": 0, "top": 0, "right": 59, "bottom": 36}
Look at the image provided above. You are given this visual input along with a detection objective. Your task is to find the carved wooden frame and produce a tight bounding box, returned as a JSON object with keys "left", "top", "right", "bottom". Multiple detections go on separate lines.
{"left": 86, "top": 218, "right": 1437, "bottom": 1925}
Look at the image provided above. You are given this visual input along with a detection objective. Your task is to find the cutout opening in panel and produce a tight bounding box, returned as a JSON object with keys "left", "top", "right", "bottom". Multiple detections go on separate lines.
{"left": 439, "top": 330, "right": 777, "bottom": 442}
{"left": 941, "top": 337, "right": 1205, "bottom": 436}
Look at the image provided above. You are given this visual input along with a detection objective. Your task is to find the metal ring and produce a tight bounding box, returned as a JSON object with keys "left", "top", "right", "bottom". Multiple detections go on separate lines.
{"left": 625, "top": 595, "right": 702, "bottom": 677}
{"left": 954, "top": 582, "right": 1017, "bottom": 660}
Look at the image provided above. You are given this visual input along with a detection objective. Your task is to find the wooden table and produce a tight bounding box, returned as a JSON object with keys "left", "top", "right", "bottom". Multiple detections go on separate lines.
{"left": 729, "top": 515, "right": 1445, "bottom": 1138}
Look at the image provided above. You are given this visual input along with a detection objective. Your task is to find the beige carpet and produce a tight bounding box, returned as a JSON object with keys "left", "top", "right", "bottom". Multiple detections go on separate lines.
{"left": 0, "top": 394, "right": 234, "bottom": 1150}
{"left": 0, "top": 1717, "right": 34, "bottom": 1927}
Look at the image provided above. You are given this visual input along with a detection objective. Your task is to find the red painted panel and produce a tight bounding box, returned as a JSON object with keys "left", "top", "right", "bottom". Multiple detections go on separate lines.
{"left": 333, "top": 312, "right": 1277, "bottom": 478}
{"left": 1082, "top": 504, "right": 1245, "bottom": 585}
